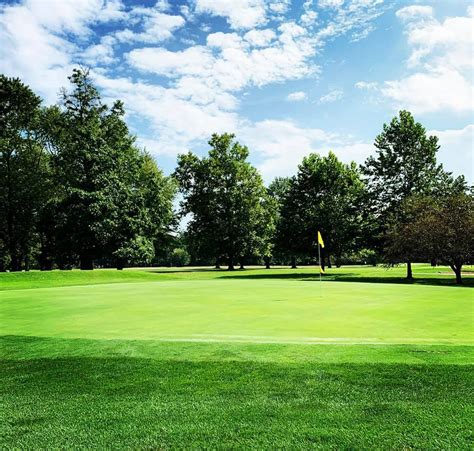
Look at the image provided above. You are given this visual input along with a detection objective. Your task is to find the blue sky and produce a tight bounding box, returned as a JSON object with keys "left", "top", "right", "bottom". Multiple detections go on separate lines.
{"left": 1, "top": 0, "right": 472, "bottom": 182}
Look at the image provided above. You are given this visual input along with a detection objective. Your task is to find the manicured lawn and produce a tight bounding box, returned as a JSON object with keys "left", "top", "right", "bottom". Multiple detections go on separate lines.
{"left": 1, "top": 265, "right": 473, "bottom": 448}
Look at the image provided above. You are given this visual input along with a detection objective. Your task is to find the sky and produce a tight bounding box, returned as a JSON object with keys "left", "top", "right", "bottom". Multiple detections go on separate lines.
{"left": 1, "top": 0, "right": 473, "bottom": 183}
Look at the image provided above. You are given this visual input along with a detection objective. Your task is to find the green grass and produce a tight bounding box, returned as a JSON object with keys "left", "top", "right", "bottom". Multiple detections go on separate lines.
{"left": 1, "top": 263, "right": 473, "bottom": 291}
{"left": 1, "top": 265, "right": 473, "bottom": 448}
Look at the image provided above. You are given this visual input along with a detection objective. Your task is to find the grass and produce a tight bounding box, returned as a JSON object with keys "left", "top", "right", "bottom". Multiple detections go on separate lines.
{"left": 1, "top": 264, "right": 473, "bottom": 448}
{"left": 1, "top": 263, "right": 473, "bottom": 291}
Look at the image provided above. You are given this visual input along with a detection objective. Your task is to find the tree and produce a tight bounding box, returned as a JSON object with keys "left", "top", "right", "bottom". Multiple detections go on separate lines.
{"left": 268, "top": 177, "right": 292, "bottom": 267}
{"left": 174, "top": 133, "right": 273, "bottom": 270}
{"left": 277, "top": 152, "right": 365, "bottom": 269}
{"left": 0, "top": 76, "right": 51, "bottom": 271}
{"left": 171, "top": 248, "right": 190, "bottom": 267}
{"left": 42, "top": 68, "right": 176, "bottom": 269}
{"left": 387, "top": 194, "right": 473, "bottom": 284}
{"left": 362, "top": 110, "right": 450, "bottom": 279}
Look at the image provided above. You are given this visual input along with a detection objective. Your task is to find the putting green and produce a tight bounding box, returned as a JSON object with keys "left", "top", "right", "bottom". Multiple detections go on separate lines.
{"left": 1, "top": 276, "right": 472, "bottom": 344}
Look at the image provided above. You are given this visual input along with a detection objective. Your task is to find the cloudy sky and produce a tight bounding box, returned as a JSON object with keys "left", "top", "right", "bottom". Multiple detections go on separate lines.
{"left": 1, "top": 0, "right": 473, "bottom": 182}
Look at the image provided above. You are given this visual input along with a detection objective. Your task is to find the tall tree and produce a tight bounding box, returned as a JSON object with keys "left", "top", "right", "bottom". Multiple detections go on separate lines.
{"left": 277, "top": 152, "right": 365, "bottom": 269}
{"left": 267, "top": 177, "right": 291, "bottom": 266}
{"left": 362, "top": 110, "right": 448, "bottom": 279}
{"left": 43, "top": 68, "right": 175, "bottom": 269}
{"left": 174, "top": 133, "right": 272, "bottom": 270}
{"left": 269, "top": 176, "right": 299, "bottom": 267}
{"left": 0, "top": 76, "right": 51, "bottom": 271}
{"left": 112, "top": 152, "right": 176, "bottom": 269}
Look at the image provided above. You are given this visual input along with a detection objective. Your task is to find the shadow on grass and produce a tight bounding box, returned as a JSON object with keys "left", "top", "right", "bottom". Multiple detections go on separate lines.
{"left": 218, "top": 272, "right": 474, "bottom": 287}
{"left": 1, "top": 341, "right": 472, "bottom": 449}
{"left": 142, "top": 266, "right": 474, "bottom": 287}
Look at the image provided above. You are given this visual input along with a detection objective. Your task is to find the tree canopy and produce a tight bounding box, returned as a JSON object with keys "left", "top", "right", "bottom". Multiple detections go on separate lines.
{"left": 174, "top": 133, "right": 274, "bottom": 270}
{"left": 277, "top": 152, "right": 366, "bottom": 268}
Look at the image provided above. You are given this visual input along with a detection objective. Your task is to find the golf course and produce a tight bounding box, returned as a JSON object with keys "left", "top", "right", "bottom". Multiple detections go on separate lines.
{"left": 1, "top": 264, "right": 473, "bottom": 448}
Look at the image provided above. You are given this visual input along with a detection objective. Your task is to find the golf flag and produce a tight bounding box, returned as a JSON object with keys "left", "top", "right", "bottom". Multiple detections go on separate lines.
{"left": 317, "top": 231, "right": 325, "bottom": 248}
{"left": 320, "top": 266, "right": 325, "bottom": 274}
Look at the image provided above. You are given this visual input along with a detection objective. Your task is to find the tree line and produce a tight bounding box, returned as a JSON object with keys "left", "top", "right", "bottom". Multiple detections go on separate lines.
{"left": 1, "top": 69, "right": 472, "bottom": 282}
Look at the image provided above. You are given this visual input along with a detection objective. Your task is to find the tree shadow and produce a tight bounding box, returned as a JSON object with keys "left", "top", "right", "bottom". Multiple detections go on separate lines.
{"left": 144, "top": 267, "right": 222, "bottom": 274}
{"left": 141, "top": 266, "right": 474, "bottom": 287}
{"left": 219, "top": 271, "right": 474, "bottom": 287}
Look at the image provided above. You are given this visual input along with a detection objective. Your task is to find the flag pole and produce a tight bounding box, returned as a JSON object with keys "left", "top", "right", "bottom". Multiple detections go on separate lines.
{"left": 318, "top": 241, "right": 322, "bottom": 296}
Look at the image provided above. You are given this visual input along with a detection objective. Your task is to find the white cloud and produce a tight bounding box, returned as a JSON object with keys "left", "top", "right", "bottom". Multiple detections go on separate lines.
{"left": 318, "top": 89, "right": 344, "bottom": 104}
{"left": 268, "top": 0, "right": 290, "bottom": 15}
{"left": 355, "top": 81, "right": 377, "bottom": 90}
{"left": 95, "top": 73, "right": 240, "bottom": 157}
{"left": 395, "top": 5, "right": 433, "bottom": 22}
{"left": 318, "top": 0, "right": 345, "bottom": 9}
{"left": 194, "top": 0, "right": 267, "bottom": 29}
{"left": 127, "top": 46, "right": 214, "bottom": 78}
{"left": 19, "top": 0, "right": 125, "bottom": 36}
{"left": 127, "top": 22, "right": 319, "bottom": 92}
{"left": 207, "top": 32, "right": 243, "bottom": 49}
{"left": 379, "top": 5, "right": 474, "bottom": 114}
{"left": 0, "top": 0, "right": 125, "bottom": 102}
{"left": 240, "top": 119, "right": 373, "bottom": 180}
{"left": 301, "top": 10, "right": 318, "bottom": 27}
{"left": 315, "top": 0, "right": 384, "bottom": 44}
{"left": 286, "top": 91, "right": 307, "bottom": 101}
{"left": 243, "top": 29, "right": 276, "bottom": 47}
{"left": 430, "top": 124, "right": 474, "bottom": 183}
{"left": 114, "top": 8, "right": 185, "bottom": 43}
{"left": 381, "top": 68, "right": 473, "bottom": 114}
{"left": 81, "top": 36, "right": 117, "bottom": 65}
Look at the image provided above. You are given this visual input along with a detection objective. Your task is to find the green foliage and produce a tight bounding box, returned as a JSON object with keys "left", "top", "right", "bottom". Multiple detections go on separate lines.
{"left": 277, "top": 152, "right": 365, "bottom": 266}
{"left": 114, "top": 235, "right": 155, "bottom": 268}
{"left": 174, "top": 133, "right": 273, "bottom": 269}
{"left": 0, "top": 75, "right": 51, "bottom": 271}
{"left": 387, "top": 193, "right": 474, "bottom": 283}
{"left": 170, "top": 247, "right": 190, "bottom": 267}
{"left": 361, "top": 110, "right": 467, "bottom": 277}
{"left": 362, "top": 110, "right": 442, "bottom": 216}
{"left": 40, "top": 69, "right": 176, "bottom": 269}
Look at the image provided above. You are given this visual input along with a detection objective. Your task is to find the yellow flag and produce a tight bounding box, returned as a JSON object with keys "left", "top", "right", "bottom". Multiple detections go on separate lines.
{"left": 318, "top": 231, "right": 325, "bottom": 248}
{"left": 320, "top": 266, "right": 325, "bottom": 274}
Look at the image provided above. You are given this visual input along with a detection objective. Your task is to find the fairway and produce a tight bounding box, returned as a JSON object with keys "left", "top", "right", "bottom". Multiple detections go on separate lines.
{"left": 1, "top": 265, "right": 473, "bottom": 448}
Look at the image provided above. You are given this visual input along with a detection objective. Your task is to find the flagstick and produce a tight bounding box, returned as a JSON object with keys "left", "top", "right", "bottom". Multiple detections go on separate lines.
{"left": 318, "top": 242, "right": 322, "bottom": 297}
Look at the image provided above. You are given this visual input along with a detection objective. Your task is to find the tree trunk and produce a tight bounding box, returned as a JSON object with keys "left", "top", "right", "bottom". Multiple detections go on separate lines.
{"left": 228, "top": 256, "right": 234, "bottom": 271}
{"left": 321, "top": 252, "right": 326, "bottom": 272}
{"left": 116, "top": 258, "right": 125, "bottom": 270}
{"left": 215, "top": 258, "right": 220, "bottom": 269}
{"left": 264, "top": 256, "right": 270, "bottom": 269}
{"left": 6, "top": 150, "right": 19, "bottom": 272}
{"left": 10, "top": 254, "right": 20, "bottom": 272}
{"left": 406, "top": 261, "right": 413, "bottom": 280}
{"left": 451, "top": 264, "right": 462, "bottom": 285}
{"left": 80, "top": 254, "right": 94, "bottom": 270}
{"left": 291, "top": 256, "right": 297, "bottom": 269}
{"left": 40, "top": 259, "right": 53, "bottom": 271}
{"left": 327, "top": 254, "right": 332, "bottom": 269}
